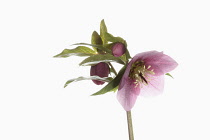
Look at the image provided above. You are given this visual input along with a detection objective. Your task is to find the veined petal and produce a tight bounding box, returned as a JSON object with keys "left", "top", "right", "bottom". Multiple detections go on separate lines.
{"left": 117, "top": 51, "right": 177, "bottom": 110}
{"left": 117, "top": 78, "right": 140, "bottom": 111}
{"left": 140, "top": 75, "right": 164, "bottom": 97}
{"left": 133, "top": 51, "right": 178, "bottom": 76}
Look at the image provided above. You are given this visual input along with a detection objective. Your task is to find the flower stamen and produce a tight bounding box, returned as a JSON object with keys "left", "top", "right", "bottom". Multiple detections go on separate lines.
{"left": 139, "top": 73, "right": 148, "bottom": 84}
{"left": 129, "top": 61, "right": 156, "bottom": 87}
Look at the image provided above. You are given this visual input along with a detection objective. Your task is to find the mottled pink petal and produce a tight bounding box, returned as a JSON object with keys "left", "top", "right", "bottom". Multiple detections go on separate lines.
{"left": 117, "top": 78, "right": 140, "bottom": 111}
{"left": 133, "top": 51, "right": 178, "bottom": 76}
{"left": 131, "top": 51, "right": 160, "bottom": 63}
{"left": 144, "top": 52, "right": 178, "bottom": 76}
{"left": 140, "top": 75, "right": 164, "bottom": 97}
{"left": 117, "top": 51, "right": 177, "bottom": 111}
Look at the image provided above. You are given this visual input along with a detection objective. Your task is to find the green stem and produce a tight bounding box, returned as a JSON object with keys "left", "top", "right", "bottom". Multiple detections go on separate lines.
{"left": 108, "top": 62, "right": 117, "bottom": 76}
{"left": 126, "top": 111, "right": 134, "bottom": 140}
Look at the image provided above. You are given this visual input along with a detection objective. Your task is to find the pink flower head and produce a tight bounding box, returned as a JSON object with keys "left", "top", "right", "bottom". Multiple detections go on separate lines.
{"left": 112, "top": 42, "right": 126, "bottom": 57}
{"left": 117, "top": 51, "right": 178, "bottom": 111}
{"left": 90, "top": 62, "right": 110, "bottom": 85}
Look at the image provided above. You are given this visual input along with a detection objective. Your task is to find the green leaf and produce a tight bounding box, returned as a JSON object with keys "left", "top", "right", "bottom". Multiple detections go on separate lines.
{"left": 91, "top": 66, "right": 126, "bottom": 96}
{"left": 126, "top": 50, "right": 131, "bottom": 58}
{"left": 91, "top": 31, "right": 103, "bottom": 45}
{"left": 100, "top": 19, "right": 108, "bottom": 44}
{"left": 64, "top": 76, "right": 113, "bottom": 88}
{"left": 91, "top": 31, "right": 102, "bottom": 52}
{"left": 54, "top": 46, "right": 96, "bottom": 58}
{"left": 119, "top": 54, "right": 127, "bottom": 64}
{"left": 104, "top": 32, "right": 127, "bottom": 46}
{"left": 72, "top": 43, "right": 111, "bottom": 53}
{"left": 110, "top": 86, "right": 119, "bottom": 93}
{"left": 125, "top": 50, "right": 132, "bottom": 61}
{"left": 107, "top": 62, "right": 117, "bottom": 76}
{"left": 165, "top": 73, "right": 174, "bottom": 78}
{"left": 79, "top": 54, "right": 125, "bottom": 66}
{"left": 103, "top": 43, "right": 115, "bottom": 50}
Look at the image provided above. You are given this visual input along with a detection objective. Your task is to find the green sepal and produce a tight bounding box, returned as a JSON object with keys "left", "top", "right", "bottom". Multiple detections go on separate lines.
{"left": 104, "top": 32, "right": 131, "bottom": 62}
{"left": 104, "top": 32, "right": 127, "bottom": 46}
{"left": 125, "top": 49, "right": 132, "bottom": 62}
{"left": 54, "top": 46, "right": 96, "bottom": 58}
{"left": 64, "top": 76, "right": 113, "bottom": 88}
{"left": 91, "top": 31, "right": 103, "bottom": 45}
{"left": 91, "top": 31, "right": 103, "bottom": 52}
{"left": 100, "top": 19, "right": 108, "bottom": 44}
{"left": 103, "top": 43, "right": 115, "bottom": 50}
{"left": 91, "top": 66, "right": 126, "bottom": 96}
{"left": 101, "top": 42, "right": 131, "bottom": 63}
{"left": 72, "top": 43, "right": 111, "bottom": 53}
{"left": 79, "top": 54, "right": 125, "bottom": 66}
{"left": 125, "top": 50, "right": 131, "bottom": 59}
{"left": 165, "top": 73, "right": 174, "bottom": 78}
{"left": 119, "top": 54, "right": 127, "bottom": 64}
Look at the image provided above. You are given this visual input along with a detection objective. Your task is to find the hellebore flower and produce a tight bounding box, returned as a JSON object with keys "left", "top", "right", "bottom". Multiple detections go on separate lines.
{"left": 90, "top": 62, "right": 110, "bottom": 85}
{"left": 112, "top": 42, "right": 126, "bottom": 57}
{"left": 117, "top": 51, "right": 178, "bottom": 111}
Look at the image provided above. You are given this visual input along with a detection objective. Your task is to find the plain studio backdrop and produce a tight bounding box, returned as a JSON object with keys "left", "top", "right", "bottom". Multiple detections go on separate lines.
{"left": 0, "top": 0, "right": 210, "bottom": 140}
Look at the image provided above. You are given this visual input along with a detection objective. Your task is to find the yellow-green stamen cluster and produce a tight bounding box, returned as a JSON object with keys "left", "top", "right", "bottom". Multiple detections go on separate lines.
{"left": 129, "top": 61, "right": 155, "bottom": 87}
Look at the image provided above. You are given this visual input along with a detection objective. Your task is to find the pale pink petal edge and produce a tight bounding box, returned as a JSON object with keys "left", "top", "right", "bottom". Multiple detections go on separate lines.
{"left": 140, "top": 75, "right": 164, "bottom": 97}
{"left": 117, "top": 78, "right": 140, "bottom": 111}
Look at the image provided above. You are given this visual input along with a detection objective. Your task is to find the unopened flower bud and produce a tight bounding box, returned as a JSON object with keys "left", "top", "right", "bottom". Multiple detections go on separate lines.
{"left": 90, "top": 62, "right": 110, "bottom": 85}
{"left": 112, "top": 42, "right": 126, "bottom": 57}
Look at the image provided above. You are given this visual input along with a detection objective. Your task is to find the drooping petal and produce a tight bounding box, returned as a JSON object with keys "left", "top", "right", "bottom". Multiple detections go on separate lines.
{"left": 140, "top": 75, "right": 164, "bottom": 97}
{"left": 132, "top": 51, "right": 178, "bottom": 76}
{"left": 117, "top": 51, "right": 177, "bottom": 110}
{"left": 144, "top": 53, "right": 178, "bottom": 76}
{"left": 117, "top": 78, "right": 140, "bottom": 111}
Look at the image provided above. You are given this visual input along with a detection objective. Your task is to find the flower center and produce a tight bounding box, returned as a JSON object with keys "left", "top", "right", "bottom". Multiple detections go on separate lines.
{"left": 129, "top": 61, "right": 155, "bottom": 87}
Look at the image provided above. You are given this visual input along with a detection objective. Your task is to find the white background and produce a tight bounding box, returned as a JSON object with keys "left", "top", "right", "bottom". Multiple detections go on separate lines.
{"left": 0, "top": 0, "right": 210, "bottom": 140}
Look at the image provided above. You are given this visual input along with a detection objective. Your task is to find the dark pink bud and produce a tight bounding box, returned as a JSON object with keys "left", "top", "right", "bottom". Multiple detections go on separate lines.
{"left": 112, "top": 42, "right": 126, "bottom": 57}
{"left": 90, "top": 62, "right": 110, "bottom": 85}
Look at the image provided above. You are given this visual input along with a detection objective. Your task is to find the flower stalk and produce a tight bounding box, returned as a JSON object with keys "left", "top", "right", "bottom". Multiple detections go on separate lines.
{"left": 108, "top": 62, "right": 117, "bottom": 76}
{"left": 55, "top": 19, "right": 178, "bottom": 140}
{"left": 126, "top": 111, "right": 134, "bottom": 140}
